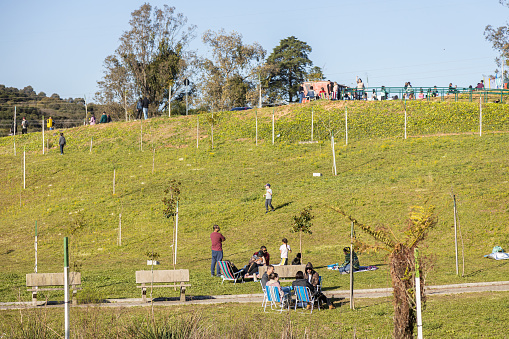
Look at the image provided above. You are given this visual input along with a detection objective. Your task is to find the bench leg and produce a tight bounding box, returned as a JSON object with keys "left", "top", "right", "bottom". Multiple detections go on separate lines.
{"left": 180, "top": 286, "right": 186, "bottom": 302}
{"left": 142, "top": 287, "right": 147, "bottom": 303}
{"left": 72, "top": 289, "right": 78, "bottom": 306}
{"left": 32, "top": 291, "right": 37, "bottom": 306}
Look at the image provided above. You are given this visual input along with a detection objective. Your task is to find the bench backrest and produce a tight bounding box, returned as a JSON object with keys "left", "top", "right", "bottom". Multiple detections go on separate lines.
{"left": 26, "top": 272, "right": 81, "bottom": 287}
{"left": 136, "top": 269, "right": 189, "bottom": 284}
{"left": 258, "top": 265, "right": 306, "bottom": 278}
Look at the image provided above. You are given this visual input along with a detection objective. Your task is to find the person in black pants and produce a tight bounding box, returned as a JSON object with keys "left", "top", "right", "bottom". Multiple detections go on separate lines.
{"left": 59, "top": 133, "right": 66, "bottom": 155}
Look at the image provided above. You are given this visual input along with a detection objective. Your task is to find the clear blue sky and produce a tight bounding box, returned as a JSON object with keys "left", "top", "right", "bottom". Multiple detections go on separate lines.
{"left": 0, "top": 0, "right": 507, "bottom": 101}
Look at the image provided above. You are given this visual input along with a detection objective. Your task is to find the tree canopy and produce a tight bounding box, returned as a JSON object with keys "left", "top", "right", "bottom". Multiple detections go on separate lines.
{"left": 96, "top": 3, "right": 196, "bottom": 116}
{"left": 484, "top": 1, "right": 509, "bottom": 77}
{"left": 199, "top": 29, "right": 265, "bottom": 111}
{"left": 266, "top": 36, "right": 313, "bottom": 103}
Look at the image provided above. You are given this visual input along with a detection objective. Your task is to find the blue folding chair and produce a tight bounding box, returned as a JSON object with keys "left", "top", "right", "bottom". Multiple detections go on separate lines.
{"left": 264, "top": 285, "right": 290, "bottom": 313}
{"left": 218, "top": 261, "right": 243, "bottom": 284}
{"left": 293, "top": 285, "right": 318, "bottom": 313}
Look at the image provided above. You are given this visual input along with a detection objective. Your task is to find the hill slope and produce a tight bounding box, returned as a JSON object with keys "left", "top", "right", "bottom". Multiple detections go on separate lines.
{"left": 1, "top": 100, "right": 508, "bottom": 302}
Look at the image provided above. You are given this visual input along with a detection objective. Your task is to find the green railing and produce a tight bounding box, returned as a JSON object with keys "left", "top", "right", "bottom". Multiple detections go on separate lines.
{"left": 336, "top": 87, "right": 509, "bottom": 103}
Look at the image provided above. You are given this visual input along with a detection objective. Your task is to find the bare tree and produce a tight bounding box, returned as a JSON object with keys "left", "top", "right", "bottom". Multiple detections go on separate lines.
{"left": 199, "top": 29, "right": 266, "bottom": 111}
{"left": 96, "top": 4, "right": 196, "bottom": 115}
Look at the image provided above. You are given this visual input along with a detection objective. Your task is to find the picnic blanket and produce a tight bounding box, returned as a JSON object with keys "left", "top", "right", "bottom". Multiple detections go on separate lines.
{"left": 327, "top": 264, "right": 378, "bottom": 273}
{"left": 484, "top": 246, "right": 509, "bottom": 260}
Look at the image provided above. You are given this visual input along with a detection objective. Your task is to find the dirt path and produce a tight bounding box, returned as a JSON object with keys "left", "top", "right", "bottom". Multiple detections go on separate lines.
{"left": 1, "top": 281, "right": 508, "bottom": 310}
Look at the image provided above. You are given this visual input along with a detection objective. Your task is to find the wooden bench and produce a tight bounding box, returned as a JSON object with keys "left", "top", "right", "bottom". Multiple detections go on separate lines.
{"left": 26, "top": 272, "right": 82, "bottom": 305}
{"left": 258, "top": 265, "right": 307, "bottom": 279}
{"left": 136, "top": 269, "right": 191, "bottom": 302}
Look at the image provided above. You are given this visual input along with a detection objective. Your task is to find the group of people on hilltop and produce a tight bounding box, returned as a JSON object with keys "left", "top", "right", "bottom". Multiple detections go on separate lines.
{"left": 136, "top": 96, "right": 150, "bottom": 120}
{"left": 89, "top": 112, "right": 112, "bottom": 125}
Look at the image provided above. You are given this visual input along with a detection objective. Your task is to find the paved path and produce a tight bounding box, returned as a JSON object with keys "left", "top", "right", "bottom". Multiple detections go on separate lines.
{"left": 1, "top": 281, "right": 508, "bottom": 310}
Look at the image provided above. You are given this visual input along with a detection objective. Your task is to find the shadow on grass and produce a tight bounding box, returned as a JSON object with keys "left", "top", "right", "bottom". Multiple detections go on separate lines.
{"left": 462, "top": 259, "right": 509, "bottom": 278}
{"left": 274, "top": 201, "right": 293, "bottom": 211}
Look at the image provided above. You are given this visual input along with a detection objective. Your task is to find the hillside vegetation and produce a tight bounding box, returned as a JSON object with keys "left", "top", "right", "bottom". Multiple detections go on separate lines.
{"left": 1, "top": 100, "right": 508, "bottom": 303}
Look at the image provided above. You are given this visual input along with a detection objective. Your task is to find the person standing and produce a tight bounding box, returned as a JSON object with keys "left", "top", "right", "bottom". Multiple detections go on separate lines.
{"left": 59, "top": 133, "right": 66, "bottom": 155}
{"left": 21, "top": 117, "right": 28, "bottom": 134}
{"left": 263, "top": 183, "right": 275, "bottom": 214}
{"left": 210, "top": 224, "right": 225, "bottom": 277}
{"left": 47, "top": 117, "right": 53, "bottom": 130}
{"left": 136, "top": 98, "right": 143, "bottom": 120}
{"left": 142, "top": 96, "right": 149, "bottom": 120}
{"left": 279, "top": 238, "right": 292, "bottom": 265}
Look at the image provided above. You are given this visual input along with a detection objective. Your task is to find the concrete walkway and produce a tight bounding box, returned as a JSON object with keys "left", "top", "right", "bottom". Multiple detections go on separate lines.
{"left": 1, "top": 281, "right": 508, "bottom": 310}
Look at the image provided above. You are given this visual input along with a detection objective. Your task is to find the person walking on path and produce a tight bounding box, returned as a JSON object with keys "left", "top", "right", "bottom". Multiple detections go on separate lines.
{"left": 263, "top": 183, "right": 275, "bottom": 214}
{"left": 59, "top": 133, "right": 66, "bottom": 155}
{"left": 142, "top": 96, "right": 149, "bottom": 120}
{"left": 21, "top": 117, "right": 28, "bottom": 134}
{"left": 279, "top": 238, "right": 292, "bottom": 265}
{"left": 210, "top": 224, "right": 225, "bottom": 277}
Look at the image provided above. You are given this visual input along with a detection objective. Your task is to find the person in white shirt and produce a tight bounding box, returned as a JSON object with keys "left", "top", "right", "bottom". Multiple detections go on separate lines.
{"left": 279, "top": 238, "right": 292, "bottom": 265}
{"left": 263, "top": 183, "right": 275, "bottom": 214}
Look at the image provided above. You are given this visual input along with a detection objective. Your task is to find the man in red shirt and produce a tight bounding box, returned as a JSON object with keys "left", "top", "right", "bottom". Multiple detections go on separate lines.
{"left": 211, "top": 224, "right": 226, "bottom": 277}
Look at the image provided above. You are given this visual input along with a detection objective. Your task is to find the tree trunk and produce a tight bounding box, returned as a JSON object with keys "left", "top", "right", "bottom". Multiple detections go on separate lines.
{"left": 299, "top": 231, "right": 302, "bottom": 263}
{"left": 390, "top": 244, "right": 416, "bottom": 339}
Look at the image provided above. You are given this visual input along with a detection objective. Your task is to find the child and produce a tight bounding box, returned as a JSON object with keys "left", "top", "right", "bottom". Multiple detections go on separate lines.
{"left": 279, "top": 238, "right": 291, "bottom": 265}
{"left": 291, "top": 253, "right": 302, "bottom": 265}
{"left": 263, "top": 183, "right": 275, "bottom": 214}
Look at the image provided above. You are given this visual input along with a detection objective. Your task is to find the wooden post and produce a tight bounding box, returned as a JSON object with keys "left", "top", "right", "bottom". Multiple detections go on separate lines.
{"left": 169, "top": 86, "right": 171, "bottom": 117}
{"left": 350, "top": 221, "right": 354, "bottom": 310}
{"left": 174, "top": 201, "right": 179, "bottom": 268}
{"left": 42, "top": 116, "right": 45, "bottom": 155}
{"left": 311, "top": 107, "right": 314, "bottom": 141}
{"left": 345, "top": 106, "right": 348, "bottom": 146}
{"left": 415, "top": 248, "right": 423, "bottom": 339}
{"left": 404, "top": 100, "right": 408, "bottom": 140}
{"left": 113, "top": 169, "right": 116, "bottom": 195}
{"left": 90, "top": 137, "right": 93, "bottom": 153}
{"left": 118, "top": 213, "right": 122, "bottom": 246}
{"left": 64, "top": 237, "right": 70, "bottom": 339}
{"left": 196, "top": 116, "right": 199, "bottom": 149}
{"left": 152, "top": 148, "right": 155, "bottom": 174}
{"left": 255, "top": 110, "right": 258, "bottom": 146}
{"left": 23, "top": 146, "right": 26, "bottom": 189}
{"left": 479, "top": 95, "right": 482, "bottom": 137}
{"left": 140, "top": 120, "right": 143, "bottom": 151}
{"left": 331, "top": 132, "right": 337, "bottom": 176}
{"left": 453, "top": 194, "right": 459, "bottom": 275}
{"left": 272, "top": 109, "right": 275, "bottom": 145}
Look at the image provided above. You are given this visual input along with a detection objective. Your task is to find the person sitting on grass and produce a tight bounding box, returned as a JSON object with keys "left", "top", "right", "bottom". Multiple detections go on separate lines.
{"left": 338, "top": 247, "right": 360, "bottom": 274}
{"left": 291, "top": 253, "right": 302, "bottom": 265}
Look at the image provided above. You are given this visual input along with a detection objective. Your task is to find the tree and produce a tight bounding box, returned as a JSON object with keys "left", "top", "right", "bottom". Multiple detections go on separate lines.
{"left": 97, "top": 4, "right": 196, "bottom": 116}
{"left": 484, "top": 1, "right": 509, "bottom": 78}
{"left": 332, "top": 206, "right": 437, "bottom": 339}
{"left": 307, "top": 66, "right": 325, "bottom": 82}
{"left": 290, "top": 206, "right": 313, "bottom": 262}
{"left": 200, "top": 29, "right": 266, "bottom": 111}
{"left": 266, "top": 37, "right": 312, "bottom": 103}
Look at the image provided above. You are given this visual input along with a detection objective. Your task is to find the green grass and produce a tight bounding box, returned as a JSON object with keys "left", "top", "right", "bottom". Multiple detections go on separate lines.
{"left": 0, "top": 100, "right": 509, "bottom": 305}
{"left": 1, "top": 292, "right": 508, "bottom": 338}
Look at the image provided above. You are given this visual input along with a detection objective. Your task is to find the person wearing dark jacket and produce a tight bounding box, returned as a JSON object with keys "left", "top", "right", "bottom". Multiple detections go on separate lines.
{"left": 293, "top": 270, "right": 335, "bottom": 310}
{"left": 142, "top": 96, "right": 149, "bottom": 119}
{"left": 59, "top": 133, "right": 66, "bottom": 155}
{"left": 99, "top": 112, "right": 108, "bottom": 123}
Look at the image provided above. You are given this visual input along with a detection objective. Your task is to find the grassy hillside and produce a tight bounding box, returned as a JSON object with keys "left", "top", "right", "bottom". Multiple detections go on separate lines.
{"left": 1, "top": 100, "right": 508, "bottom": 303}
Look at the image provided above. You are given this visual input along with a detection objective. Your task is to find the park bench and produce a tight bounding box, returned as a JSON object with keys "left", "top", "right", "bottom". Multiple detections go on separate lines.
{"left": 136, "top": 269, "right": 191, "bottom": 302}
{"left": 26, "top": 272, "right": 82, "bottom": 306}
{"left": 258, "top": 264, "right": 307, "bottom": 280}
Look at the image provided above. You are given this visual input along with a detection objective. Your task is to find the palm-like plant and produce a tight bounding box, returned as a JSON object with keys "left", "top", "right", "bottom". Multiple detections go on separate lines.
{"left": 332, "top": 205, "right": 437, "bottom": 339}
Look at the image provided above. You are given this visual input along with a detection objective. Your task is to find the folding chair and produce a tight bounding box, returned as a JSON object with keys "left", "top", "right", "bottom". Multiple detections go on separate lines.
{"left": 217, "top": 261, "right": 243, "bottom": 284}
{"left": 264, "top": 285, "right": 290, "bottom": 313}
{"left": 293, "top": 285, "right": 318, "bottom": 313}
{"left": 260, "top": 280, "right": 268, "bottom": 306}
